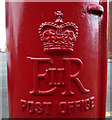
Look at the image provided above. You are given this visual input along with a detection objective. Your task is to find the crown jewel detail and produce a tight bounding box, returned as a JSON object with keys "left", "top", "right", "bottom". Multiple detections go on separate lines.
{"left": 39, "top": 11, "right": 78, "bottom": 54}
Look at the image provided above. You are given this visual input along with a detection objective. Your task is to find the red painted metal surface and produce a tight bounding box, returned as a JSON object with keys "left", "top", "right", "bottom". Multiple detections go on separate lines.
{"left": 6, "top": 1, "right": 108, "bottom": 118}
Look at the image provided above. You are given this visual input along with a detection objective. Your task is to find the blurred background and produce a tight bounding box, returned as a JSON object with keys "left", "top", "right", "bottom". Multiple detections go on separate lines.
{"left": 0, "top": 0, "right": 112, "bottom": 119}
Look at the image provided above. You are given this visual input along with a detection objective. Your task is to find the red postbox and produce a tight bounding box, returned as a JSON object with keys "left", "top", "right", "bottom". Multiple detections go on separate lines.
{"left": 6, "top": 0, "right": 108, "bottom": 118}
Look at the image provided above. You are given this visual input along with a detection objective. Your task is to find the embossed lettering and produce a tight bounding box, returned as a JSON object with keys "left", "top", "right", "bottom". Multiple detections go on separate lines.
{"left": 68, "top": 101, "right": 74, "bottom": 114}
{"left": 84, "top": 98, "right": 90, "bottom": 111}
{"left": 27, "top": 57, "right": 90, "bottom": 96}
{"left": 27, "top": 101, "right": 35, "bottom": 114}
{"left": 21, "top": 100, "right": 52, "bottom": 115}
{"left": 74, "top": 100, "right": 81, "bottom": 113}
{"left": 90, "top": 96, "right": 95, "bottom": 109}
{"left": 20, "top": 97, "right": 95, "bottom": 115}
{"left": 81, "top": 99, "right": 85, "bottom": 112}
{"left": 43, "top": 102, "right": 52, "bottom": 115}
{"left": 21, "top": 99, "right": 27, "bottom": 112}
{"left": 62, "top": 58, "right": 90, "bottom": 96}
{"left": 27, "top": 57, "right": 57, "bottom": 96}
{"left": 59, "top": 102, "right": 67, "bottom": 115}
{"left": 35, "top": 102, "right": 43, "bottom": 114}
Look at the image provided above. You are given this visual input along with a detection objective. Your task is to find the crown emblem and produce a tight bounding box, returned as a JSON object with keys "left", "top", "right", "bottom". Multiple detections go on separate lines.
{"left": 39, "top": 11, "right": 78, "bottom": 54}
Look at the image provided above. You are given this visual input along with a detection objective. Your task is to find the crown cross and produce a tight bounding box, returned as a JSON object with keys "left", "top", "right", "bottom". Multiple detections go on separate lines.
{"left": 39, "top": 11, "right": 79, "bottom": 54}
{"left": 55, "top": 11, "right": 63, "bottom": 24}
